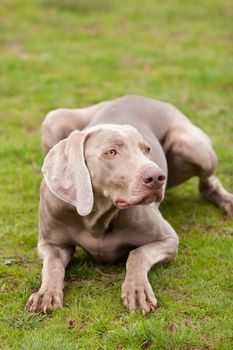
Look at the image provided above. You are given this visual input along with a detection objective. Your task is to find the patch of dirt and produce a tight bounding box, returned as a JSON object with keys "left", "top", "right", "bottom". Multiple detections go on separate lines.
{"left": 25, "top": 125, "right": 38, "bottom": 134}
{"left": 183, "top": 319, "right": 197, "bottom": 328}
{"left": 68, "top": 319, "right": 87, "bottom": 330}
{"left": 141, "top": 339, "right": 152, "bottom": 349}
{"left": 1, "top": 256, "right": 28, "bottom": 266}
{"left": 159, "top": 287, "right": 177, "bottom": 293}
{"left": 167, "top": 323, "right": 179, "bottom": 332}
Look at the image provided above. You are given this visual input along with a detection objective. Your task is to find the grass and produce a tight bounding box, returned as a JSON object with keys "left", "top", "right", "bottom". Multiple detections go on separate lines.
{"left": 0, "top": 0, "right": 232, "bottom": 349}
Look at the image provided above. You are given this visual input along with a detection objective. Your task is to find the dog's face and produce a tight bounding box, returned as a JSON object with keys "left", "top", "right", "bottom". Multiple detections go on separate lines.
{"left": 42, "top": 124, "right": 166, "bottom": 216}
{"left": 85, "top": 125, "right": 166, "bottom": 209}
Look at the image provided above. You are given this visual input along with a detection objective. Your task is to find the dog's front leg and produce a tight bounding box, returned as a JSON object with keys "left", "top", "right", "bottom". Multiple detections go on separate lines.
{"left": 26, "top": 241, "right": 74, "bottom": 313}
{"left": 122, "top": 226, "right": 179, "bottom": 314}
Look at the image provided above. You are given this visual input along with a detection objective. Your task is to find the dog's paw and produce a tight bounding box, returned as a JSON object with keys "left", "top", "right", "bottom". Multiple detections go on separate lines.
{"left": 200, "top": 176, "right": 233, "bottom": 217}
{"left": 220, "top": 193, "right": 233, "bottom": 217}
{"left": 26, "top": 289, "right": 63, "bottom": 313}
{"left": 121, "top": 277, "right": 157, "bottom": 314}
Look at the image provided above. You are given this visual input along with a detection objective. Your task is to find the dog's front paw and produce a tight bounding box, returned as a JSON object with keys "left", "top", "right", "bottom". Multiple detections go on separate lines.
{"left": 121, "top": 276, "right": 157, "bottom": 314}
{"left": 26, "top": 289, "right": 63, "bottom": 313}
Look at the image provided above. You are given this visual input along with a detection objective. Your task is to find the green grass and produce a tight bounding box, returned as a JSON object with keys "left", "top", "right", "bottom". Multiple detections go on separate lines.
{"left": 0, "top": 0, "right": 232, "bottom": 349}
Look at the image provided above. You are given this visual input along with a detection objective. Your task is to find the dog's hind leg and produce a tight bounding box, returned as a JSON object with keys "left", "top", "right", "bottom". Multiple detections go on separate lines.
{"left": 164, "top": 119, "right": 233, "bottom": 216}
{"left": 42, "top": 101, "right": 108, "bottom": 152}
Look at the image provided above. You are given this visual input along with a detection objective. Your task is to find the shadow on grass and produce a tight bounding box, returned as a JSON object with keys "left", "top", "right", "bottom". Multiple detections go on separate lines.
{"left": 65, "top": 251, "right": 125, "bottom": 288}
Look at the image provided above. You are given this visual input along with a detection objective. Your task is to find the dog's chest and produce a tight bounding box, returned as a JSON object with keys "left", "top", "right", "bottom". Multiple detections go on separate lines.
{"left": 74, "top": 229, "right": 135, "bottom": 264}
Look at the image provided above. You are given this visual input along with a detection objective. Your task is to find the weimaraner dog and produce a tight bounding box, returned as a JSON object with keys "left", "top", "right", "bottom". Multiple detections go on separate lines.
{"left": 26, "top": 95, "right": 233, "bottom": 314}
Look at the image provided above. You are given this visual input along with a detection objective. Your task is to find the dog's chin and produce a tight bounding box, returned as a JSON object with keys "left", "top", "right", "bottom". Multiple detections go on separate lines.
{"left": 139, "top": 191, "right": 164, "bottom": 205}
{"left": 114, "top": 191, "right": 164, "bottom": 209}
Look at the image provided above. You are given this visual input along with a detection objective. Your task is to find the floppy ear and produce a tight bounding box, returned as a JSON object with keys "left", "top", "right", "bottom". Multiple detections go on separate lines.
{"left": 42, "top": 130, "right": 93, "bottom": 216}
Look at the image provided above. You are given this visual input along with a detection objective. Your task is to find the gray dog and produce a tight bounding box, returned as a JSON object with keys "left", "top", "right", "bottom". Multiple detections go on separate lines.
{"left": 26, "top": 95, "right": 233, "bottom": 314}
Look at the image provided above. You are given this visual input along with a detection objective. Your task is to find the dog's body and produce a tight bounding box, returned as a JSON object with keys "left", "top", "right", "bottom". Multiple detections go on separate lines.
{"left": 27, "top": 96, "right": 233, "bottom": 313}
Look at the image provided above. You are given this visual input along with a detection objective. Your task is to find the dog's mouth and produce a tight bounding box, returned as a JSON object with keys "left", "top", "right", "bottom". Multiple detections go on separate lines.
{"left": 114, "top": 191, "right": 164, "bottom": 209}
{"left": 114, "top": 199, "right": 129, "bottom": 208}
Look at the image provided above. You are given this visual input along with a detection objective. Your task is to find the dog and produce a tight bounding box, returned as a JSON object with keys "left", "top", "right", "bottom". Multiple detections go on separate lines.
{"left": 26, "top": 95, "right": 233, "bottom": 313}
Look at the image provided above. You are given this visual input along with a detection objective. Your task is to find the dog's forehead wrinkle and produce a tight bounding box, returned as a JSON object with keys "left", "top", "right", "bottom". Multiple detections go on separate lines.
{"left": 87, "top": 123, "right": 140, "bottom": 137}
{"left": 87, "top": 125, "right": 142, "bottom": 149}
{"left": 91, "top": 132, "right": 125, "bottom": 148}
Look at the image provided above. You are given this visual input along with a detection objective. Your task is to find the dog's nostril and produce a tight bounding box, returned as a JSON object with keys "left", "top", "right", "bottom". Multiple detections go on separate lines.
{"left": 142, "top": 169, "right": 166, "bottom": 186}
{"left": 144, "top": 177, "right": 153, "bottom": 184}
{"left": 158, "top": 175, "right": 166, "bottom": 182}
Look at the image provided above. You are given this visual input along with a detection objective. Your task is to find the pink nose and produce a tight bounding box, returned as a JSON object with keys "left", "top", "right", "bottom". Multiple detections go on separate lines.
{"left": 141, "top": 168, "right": 166, "bottom": 189}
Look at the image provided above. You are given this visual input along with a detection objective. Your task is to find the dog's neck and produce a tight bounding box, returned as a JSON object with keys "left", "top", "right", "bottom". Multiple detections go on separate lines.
{"left": 83, "top": 192, "right": 119, "bottom": 237}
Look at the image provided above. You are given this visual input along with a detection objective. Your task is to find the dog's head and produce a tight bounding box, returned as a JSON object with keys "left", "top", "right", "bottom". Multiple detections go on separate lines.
{"left": 42, "top": 124, "right": 166, "bottom": 216}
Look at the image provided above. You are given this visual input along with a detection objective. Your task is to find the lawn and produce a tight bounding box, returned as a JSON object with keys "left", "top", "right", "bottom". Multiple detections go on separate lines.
{"left": 0, "top": 0, "right": 232, "bottom": 349}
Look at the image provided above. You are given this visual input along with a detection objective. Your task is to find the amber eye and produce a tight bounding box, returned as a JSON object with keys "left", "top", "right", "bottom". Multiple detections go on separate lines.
{"left": 106, "top": 149, "right": 117, "bottom": 157}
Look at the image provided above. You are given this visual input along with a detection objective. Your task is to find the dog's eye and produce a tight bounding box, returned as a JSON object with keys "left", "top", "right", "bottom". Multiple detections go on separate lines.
{"left": 145, "top": 146, "right": 151, "bottom": 154}
{"left": 105, "top": 149, "right": 117, "bottom": 157}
